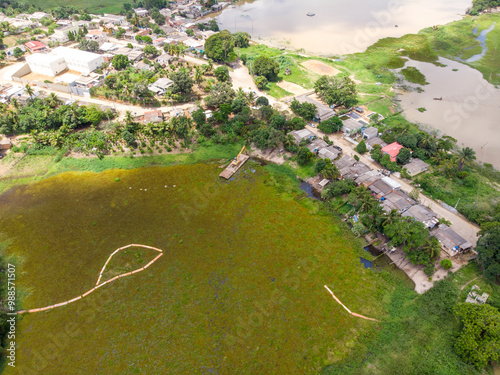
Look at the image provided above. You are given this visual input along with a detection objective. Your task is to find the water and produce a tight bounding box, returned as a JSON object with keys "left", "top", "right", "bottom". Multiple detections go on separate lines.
{"left": 213, "top": 0, "right": 470, "bottom": 55}
{"left": 299, "top": 180, "right": 320, "bottom": 200}
{"left": 463, "top": 23, "right": 496, "bottom": 63}
{"left": 397, "top": 57, "right": 500, "bottom": 168}
{"left": 360, "top": 257, "right": 373, "bottom": 268}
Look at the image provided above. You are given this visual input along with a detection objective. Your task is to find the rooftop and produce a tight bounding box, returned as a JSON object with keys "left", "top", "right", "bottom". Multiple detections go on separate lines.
{"left": 402, "top": 204, "right": 439, "bottom": 228}
{"left": 52, "top": 47, "right": 102, "bottom": 62}
{"left": 381, "top": 142, "right": 404, "bottom": 161}
{"left": 405, "top": 158, "right": 429, "bottom": 176}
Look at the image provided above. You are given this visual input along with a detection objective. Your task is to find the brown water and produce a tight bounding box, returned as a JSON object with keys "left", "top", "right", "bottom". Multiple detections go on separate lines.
{"left": 397, "top": 57, "right": 500, "bottom": 168}
{"left": 214, "top": 0, "right": 471, "bottom": 55}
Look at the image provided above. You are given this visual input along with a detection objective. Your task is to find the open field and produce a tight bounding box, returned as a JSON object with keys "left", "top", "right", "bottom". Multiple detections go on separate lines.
{"left": 1, "top": 163, "right": 391, "bottom": 374}
{"left": 301, "top": 60, "right": 340, "bottom": 76}
{"left": 19, "top": 0, "right": 131, "bottom": 13}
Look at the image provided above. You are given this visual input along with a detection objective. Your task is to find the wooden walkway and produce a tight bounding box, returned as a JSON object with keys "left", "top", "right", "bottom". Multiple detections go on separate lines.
{"left": 219, "top": 155, "right": 250, "bottom": 179}
{"left": 17, "top": 244, "right": 163, "bottom": 315}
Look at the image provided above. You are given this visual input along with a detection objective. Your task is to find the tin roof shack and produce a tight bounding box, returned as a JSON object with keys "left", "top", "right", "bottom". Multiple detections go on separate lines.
{"left": 295, "top": 95, "right": 336, "bottom": 122}
{"left": 402, "top": 204, "right": 439, "bottom": 228}
{"left": 156, "top": 53, "right": 174, "bottom": 66}
{"left": 381, "top": 190, "right": 415, "bottom": 213}
{"left": 318, "top": 145, "right": 341, "bottom": 161}
{"left": 431, "top": 224, "right": 473, "bottom": 257}
{"left": 365, "top": 136, "right": 387, "bottom": 151}
{"left": 148, "top": 77, "right": 174, "bottom": 96}
{"left": 0, "top": 137, "right": 12, "bottom": 150}
{"left": 306, "top": 139, "right": 328, "bottom": 154}
{"left": 335, "top": 155, "right": 356, "bottom": 172}
{"left": 362, "top": 126, "right": 378, "bottom": 140}
{"left": 341, "top": 162, "right": 371, "bottom": 181}
{"left": 367, "top": 179, "right": 393, "bottom": 198}
{"left": 355, "top": 170, "right": 382, "bottom": 186}
{"left": 143, "top": 110, "right": 163, "bottom": 123}
{"left": 342, "top": 118, "right": 363, "bottom": 134}
{"left": 404, "top": 158, "right": 429, "bottom": 176}
{"left": 289, "top": 129, "right": 314, "bottom": 145}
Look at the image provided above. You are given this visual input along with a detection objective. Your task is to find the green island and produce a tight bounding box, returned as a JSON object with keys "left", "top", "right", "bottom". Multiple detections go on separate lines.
{"left": 0, "top": 0, "right": 500, "bottom": 373}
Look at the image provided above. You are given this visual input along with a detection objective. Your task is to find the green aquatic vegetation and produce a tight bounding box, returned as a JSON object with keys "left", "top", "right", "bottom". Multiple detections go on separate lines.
{"left": 0, "top": 164, "right": 390, "bottom": 374}
{"left": 401, "top": 66, "right": 429, "bottom": 85}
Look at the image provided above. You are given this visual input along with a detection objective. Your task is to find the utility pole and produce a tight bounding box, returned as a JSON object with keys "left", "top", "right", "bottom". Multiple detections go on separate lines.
{"left": 474, "top": 142, "right": 488, "bottom": 208}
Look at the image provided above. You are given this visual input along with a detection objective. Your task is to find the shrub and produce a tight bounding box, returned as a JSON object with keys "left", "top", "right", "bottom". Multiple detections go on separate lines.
{"left": 355, "top": 139, "right": 367, "bottom": 154}
{"left": 440, "top": 259, "right": 452, "bottom": 270}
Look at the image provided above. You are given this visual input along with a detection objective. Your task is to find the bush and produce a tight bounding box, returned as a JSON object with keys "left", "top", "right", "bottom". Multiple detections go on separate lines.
{"left": 355, "top": 139, "right": 367, "bottom": 154}
{"left": 354, "top": 154, "right": 360, "bottom": 161}
{"left": 318, "top": 117, "right": 343, "bottom": 133}
{"left": 440, "top": 259, "right": 452, "bottom": 270}
{"left": 256, "top": 96, "right": 269, "bottom": 106}
{"left": 424, "top": 262, "right": 435, "bottom": 276}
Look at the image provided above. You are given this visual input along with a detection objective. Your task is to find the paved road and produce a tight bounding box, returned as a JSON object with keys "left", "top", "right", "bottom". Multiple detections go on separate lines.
{"left": 305, "top": 124, "right": 480, "bottom": 247}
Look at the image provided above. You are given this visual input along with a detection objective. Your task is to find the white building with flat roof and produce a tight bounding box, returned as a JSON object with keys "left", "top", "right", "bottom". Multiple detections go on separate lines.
{"left": 26, "top": 53, "right": 68, "bottom": 76}
{"left": 52, "top": 47, "right": 104, "bottom": 75}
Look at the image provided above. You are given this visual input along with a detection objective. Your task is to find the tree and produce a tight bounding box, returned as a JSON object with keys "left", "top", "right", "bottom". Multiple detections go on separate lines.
{"left": 290, "top": 99, "right": 317, "bottom": 121}
{"left": 143, "top": 0, "right": 166, "bottom": 10}
{"left": 314, "top": 159, "right": 327, "bottom": 174}
{"left": 355, "top": 139, "right": 367, "bottom": 154}
{"left": 67, "top": 31, "right": 75, "bottom": 41}
{"left": 252, "top": 56, "right": 280, "bottom": 81}
{"left": 24, "top": 84, "right": 34, "bottom": 98}
{"left": 214, "top": 66, "right": 229, "bottom": 82}
{"left": 456, "top": 146, "right": 476, "bottom": 171}
{"left": 297, "top": 147, "right": 313, "bottom": 166}
{"left": 143, "top": 45, "right": 159, "bottom": 58}
{"left": 396, "top": 147, "right": 411, "bottom": 164}
{"left": 440, "top": 259, "right": 452, "bottom": 270}
{"left": 318, "top": 116, "right": 342, "bottom": 133}
{"left": 255, "top": 76, "right": 268, "bottom": 90}
{"left": 13, "top": 47, "right": 24, "bottom": 59}
{"left": 205, "top": 30, "right": 234, "bottom": 62}
{"left": 170, "top": 70, "right": 193, "bottom": 95}
{"left": 455, "top": 303, "right": 500, "bottom": 369}
{"left": 477, "top": 227, "right": 500, "bottom": 282}
{"left": 232, "top": 31, "right": 250, "bottom": 47}
{"left": 192, "top": 108, "right": 206, "bottom": 128}
{"left": 204, "top": 82, "right": 236, "bottom": 108}
{"left": 370, "top": 144, "right": 383, "bottom": 162}
{"left": 256, "top": 96, "right": 269, "bottom": 107}
{"left": 314, "top": 75, "right": 358, "bottom": 108}
{"left": 141, "top": 36, "right": 152, "bottom": 44}
{"left": 251, "top": 126, "right": 285, "bottom": 150}
{"left": 111, "top": 54, "right": 129, "bottom": 70}
{"left": 78, "top": 40, "right": 99, "bottom": 52}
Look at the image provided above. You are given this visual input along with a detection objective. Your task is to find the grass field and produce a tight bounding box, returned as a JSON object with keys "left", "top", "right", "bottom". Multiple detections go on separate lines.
{"left": 19, "top": 0, "right": 132, "bottom": 13}
{"left": 0, "top": 162, "right": 392, "bottom": 374}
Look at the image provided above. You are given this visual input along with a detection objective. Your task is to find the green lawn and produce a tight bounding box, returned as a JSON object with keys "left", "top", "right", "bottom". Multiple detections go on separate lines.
{"left": 19, "top": 0, "right": 132, "bottom": 13}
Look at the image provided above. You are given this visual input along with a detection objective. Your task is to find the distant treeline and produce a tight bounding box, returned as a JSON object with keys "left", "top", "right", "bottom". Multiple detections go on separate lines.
{"left": 470, "top": 0, "right": 500, "bottom": 14}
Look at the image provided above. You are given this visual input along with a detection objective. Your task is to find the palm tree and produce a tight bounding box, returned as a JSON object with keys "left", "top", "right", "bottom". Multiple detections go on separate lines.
{"left": 24, "top": 84, "right": 34, "bottom": 98}
{"left": 177, "top": 43, "right": 187, "bottom": 58}
{"left": 380, "top": 209, "right": 400, "bottom": 229}
{"left": 455, "top": 147, "right": 476, "bottom": 171}
{"left": 10, "top": 97, "right": 20, "bottom": 111}
{"left": 125, "top": 110, "right": 134, "bottom": 125}
{"left": 420, "top": 236, "right": 441, "bottom": 259}
{"left": 321, "top": 162, "right": 339, "bottom": 180}
{"left": 45, "top": 93, "right": 61, "bottom": 108}
{"left": 207, "top": 59, "right": 214, "bottom": 74}
{"left": 194, "top": 66, "right": 203, "bottom": 85}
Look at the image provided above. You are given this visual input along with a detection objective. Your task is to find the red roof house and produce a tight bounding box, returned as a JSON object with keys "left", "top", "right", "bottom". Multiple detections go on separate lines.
{"left": 381, "top": 142, "right": 404, "bottom": 162}
{"left": 24, "top": 41, "right": 48, "bottom": 53}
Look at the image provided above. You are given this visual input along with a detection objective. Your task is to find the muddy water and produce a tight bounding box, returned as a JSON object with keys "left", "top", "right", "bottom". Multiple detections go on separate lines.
{"left": 397, "top": 57, "right": 500, "bottom": 168}
{"left": 214, "top": 0, "right": 471, "bottom": 55}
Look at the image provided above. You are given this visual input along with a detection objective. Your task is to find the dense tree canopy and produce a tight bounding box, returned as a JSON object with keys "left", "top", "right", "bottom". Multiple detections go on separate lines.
{"left": 318, "top": 116, "right": 343, "bottom": 133}
{"left": 252, "top": 56, "right": 280, "bottom": 81}
{"left": 477, "top": 226, "right": 500, "bottom": 281}
{"left": 170, "top": 70, "right": 193, "bottom": 95}
{"left": 290, "top": 99, "right": 316, "bottom": 121}
{"left": 314, "top": 75, "right": 358, "bottom": 108}
{"left": 204, "top": 82, "right": 236, "bottom": 108}
{"left": 214, "top": 66, "right": 229, "bottom": 82}
{"left": 204, "top": 30, "right": 234, "bottom": 62}
{"left": 112, "top": 54, "right": 129, "bottom": 70}
{"left": 455, "top": 303, "right": 500, "bottom": 368}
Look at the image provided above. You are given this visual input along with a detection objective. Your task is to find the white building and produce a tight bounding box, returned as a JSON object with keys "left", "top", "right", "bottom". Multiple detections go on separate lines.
{"left": 26, "top": 53, "right": 68, "bottom": 76}
{"left": 52, "top": 47, "right": 104, "bottom": 75}
{"left": 50, "top": 24, "right": 79, "bottom": 43}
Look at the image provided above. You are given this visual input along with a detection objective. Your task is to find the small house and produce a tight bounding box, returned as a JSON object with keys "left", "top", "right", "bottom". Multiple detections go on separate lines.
{"left": 143, "top": 110, "right": 163, "bottom": 123}
{"left": 404, "top": 158, "right": 429, "bottom": 176}
{"left": 362, "top": 126, "right": 378, "bottom": 140}
{"left": 318, "top": 146, "right": 341, "bottom": 161}
{"left": 148, "top": 77, "right": 174, "bottom": 95}
{"left": 431, "top": 224, "right": 472, "bottom": 256}
{"left": 381, "top": 142, "right": 404, "bottom": 162}
{"left": 289, "top": 129, "right": 314, "bottom": 145}
{"left": 402, "top": 204, "right": 439, "bottom": 228}
{"left": 0, "top": 137, "right": 12, "bottom": 150}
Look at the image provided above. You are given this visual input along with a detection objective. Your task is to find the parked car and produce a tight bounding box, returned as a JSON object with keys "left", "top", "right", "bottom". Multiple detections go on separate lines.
{"left": 334, "top": 146, "right": 342, "bottom": 151}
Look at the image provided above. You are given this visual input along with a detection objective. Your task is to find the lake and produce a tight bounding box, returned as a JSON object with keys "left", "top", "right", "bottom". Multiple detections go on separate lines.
{"left": 396, "top": 57, "right": 500, "bottom": 168}
{"left": 0, "top": 163, "right": 390, "bottom": 373}
{"left": 214, "top": 0, "right": 471, "bottom": 55}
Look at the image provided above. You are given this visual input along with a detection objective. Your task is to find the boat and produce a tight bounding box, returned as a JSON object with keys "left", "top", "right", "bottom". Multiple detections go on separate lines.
{"left": 306, "top": 12, "right": 315, "bottom": 17}
{"left": 433, "top": 97, "right": 443, "bottom": 101}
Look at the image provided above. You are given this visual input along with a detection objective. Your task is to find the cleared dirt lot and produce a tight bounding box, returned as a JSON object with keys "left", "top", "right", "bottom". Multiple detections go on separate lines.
{"left": 276, "top": 81, "right": 310, "bottom": 95}
{"left": 301, "top": 60, "right": 340, "bottom": 76}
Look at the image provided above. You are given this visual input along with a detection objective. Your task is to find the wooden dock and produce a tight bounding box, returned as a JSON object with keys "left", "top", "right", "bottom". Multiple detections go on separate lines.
{"left": 219, "top": 154, "right": 250, "bottom": 179}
